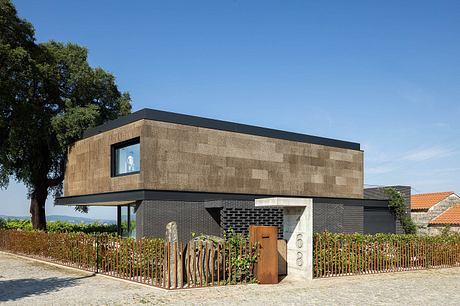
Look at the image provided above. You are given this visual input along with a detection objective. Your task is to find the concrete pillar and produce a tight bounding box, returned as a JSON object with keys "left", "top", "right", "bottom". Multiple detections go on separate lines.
{"left": 255, "top": 197, "right": 313, "bottom": 281}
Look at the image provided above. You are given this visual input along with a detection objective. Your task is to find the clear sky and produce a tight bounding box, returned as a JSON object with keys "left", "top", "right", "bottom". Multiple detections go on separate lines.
{"left": 1, "top": 0, "right": 459, "bottom": 220}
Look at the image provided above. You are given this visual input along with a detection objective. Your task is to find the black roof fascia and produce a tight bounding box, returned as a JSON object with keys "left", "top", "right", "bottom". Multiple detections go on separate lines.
{"left": 55, "top": 189, "right": 387, "bottom": 207}
{"left": 55, "top": 190, "right": 262, "bottom": 205}
{"left": 82, "top": 108, "right": 360, "bottom": 151}
{"left": 55, "top": 190, "right": 147, "bottom": 205}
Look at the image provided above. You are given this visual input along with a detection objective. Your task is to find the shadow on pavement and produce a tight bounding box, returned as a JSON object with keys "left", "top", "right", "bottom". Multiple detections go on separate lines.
{"left": 0, "top": 274, "right": 95, "bottom": 302}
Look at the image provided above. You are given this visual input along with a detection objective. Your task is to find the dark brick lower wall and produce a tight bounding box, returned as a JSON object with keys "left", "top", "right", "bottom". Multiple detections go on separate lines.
{"left": 136, "top": 200, "right": 222, "bottom": 242}
{"left": 219, "top": 200, "right": 283, "bottom": 239}
{"left": 136, "top": 197, "right": 397, "bottom": 241}
{"left": 364, "top": 186, "right": 411, "bottom": 234}
{"left": 313, "top": 203, "right": 364, "bottom": 233}
{"left": 136, "top": 199, "right": 283, "bottom": 241}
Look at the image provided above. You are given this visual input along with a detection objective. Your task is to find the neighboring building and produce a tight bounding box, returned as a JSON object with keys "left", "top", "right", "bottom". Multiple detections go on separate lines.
{"left": 411, "top": 192, "right": 460, "bottom": 235}
{"left": 56, "top": 108, "right": 398, "bottom": 240}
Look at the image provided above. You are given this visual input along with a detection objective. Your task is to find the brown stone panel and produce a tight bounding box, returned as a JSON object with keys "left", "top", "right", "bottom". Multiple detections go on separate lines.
{"left": 64, "top": 119, "right": 364, "bottom": 198}
{"left": 64, "top": 120, "right": 144, "bottom": 196}
{"left": 141, "top": 120, "right": 363, "bottom": 198}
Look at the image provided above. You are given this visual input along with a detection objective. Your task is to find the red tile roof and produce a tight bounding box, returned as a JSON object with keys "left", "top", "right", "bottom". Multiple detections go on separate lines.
{"left": 430, "top": 205, "right": 460, "bottom": 225}
{"left": 411, "top": 192, "right": 454, "bottom": 211}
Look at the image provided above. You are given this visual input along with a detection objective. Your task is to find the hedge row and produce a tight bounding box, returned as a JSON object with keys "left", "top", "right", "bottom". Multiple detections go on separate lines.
{"left": 313, "top": 232, "right": 460, "bottom": 277}
{"left": 0, "top": 218, "right": 118, "bottom": 234}
{"left": 314, "top": 232, "right": 460, "bottom": 244}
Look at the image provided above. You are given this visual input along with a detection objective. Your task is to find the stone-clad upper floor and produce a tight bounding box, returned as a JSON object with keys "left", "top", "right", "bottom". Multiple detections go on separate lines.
{"left": 64, "top": 109, "right": 364, "bottom": 199}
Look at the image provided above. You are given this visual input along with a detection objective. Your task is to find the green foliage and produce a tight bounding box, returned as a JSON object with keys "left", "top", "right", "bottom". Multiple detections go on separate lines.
{"left": 189, "top": 228, "right": 259, "bottom": 285}
{"left": 0, "top": 219, "right": 33, "bottom": 231}
{"left": 313, "top": 232, "right": 460, "bottom": 277}
{"left": 441, "top": 225, "right": 452, "bottom": 237}
{"left": 100, "top": 236, "right": 165, "bottom": 279}
{"left": 222, "top": 228, "right": 259, "bottom": 284}
{"left": 315, "top": 231, "right": 460, "bottom": 244}
{"left": 0, "top": 230, "right": 100, "bottom": 271}
{"left": 0, "top": 0, "right": 132, "bottom": 229}
{"left": 0, "top": 228, "right": 258, "bottom": 288}
{"left": 0, "top": 218, "right": 117, "bottom": 234}
{"left": 384, "top": 187, "right": 417, "bottom": 234}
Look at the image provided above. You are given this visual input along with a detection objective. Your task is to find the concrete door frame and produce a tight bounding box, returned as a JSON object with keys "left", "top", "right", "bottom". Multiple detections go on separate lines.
{"left": 255, "top": 197, "right": 313, "bottom": 281}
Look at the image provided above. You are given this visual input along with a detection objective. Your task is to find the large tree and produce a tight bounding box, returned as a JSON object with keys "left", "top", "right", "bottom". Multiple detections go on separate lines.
{"left": 0, "top": 0, "right": 132, "bottom": 230}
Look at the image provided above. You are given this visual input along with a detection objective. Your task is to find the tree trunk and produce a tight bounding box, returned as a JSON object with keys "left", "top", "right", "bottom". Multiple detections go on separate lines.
{"left": 30, "top": 186, "right": 48, "bottom": 230}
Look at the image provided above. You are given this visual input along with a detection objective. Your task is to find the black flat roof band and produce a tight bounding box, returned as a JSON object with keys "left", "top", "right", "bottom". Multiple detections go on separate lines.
{"left": 82, "top": 108, "right": 360, "bottom": 151}
{"left": 55, "top": 189, "right": 387, "bottom": 207}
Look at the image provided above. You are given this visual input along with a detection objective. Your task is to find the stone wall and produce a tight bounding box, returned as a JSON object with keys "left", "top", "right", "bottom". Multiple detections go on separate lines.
{"left": 141, "top": 120, "right": 363, "bottom": 198}
{"left": 65, "top": 119, "right": 364, "bottom": 199}
{"left": 412, "top": 194, "right": 460, "bottom": 235}
{"left": 64, "top": 120, "right": 144, "bottom": 196}
{"left": 422, "top": 225, "right": 460, "bottom": 236}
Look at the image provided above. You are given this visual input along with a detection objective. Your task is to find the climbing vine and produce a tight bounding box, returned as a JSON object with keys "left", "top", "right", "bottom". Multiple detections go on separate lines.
{"left": 384, "top": 187, "right": 417, "bottom": 234}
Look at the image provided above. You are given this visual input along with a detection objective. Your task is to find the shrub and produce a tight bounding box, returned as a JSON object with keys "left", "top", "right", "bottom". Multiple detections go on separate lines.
{"left": 222, "top": 228, "right": 258, "bottom": 284}
{"left": 99, "top": 235, "right": 165, "bottom": 279}
{"left": 0, "top": 218, "right": 116, "bottom": 234}
{"left": 2, "top": 219, "right": 33, "bottom": 231}
{"left": 313, "top": 232, "right": 460, "bottom": 277}
{"left": 384, "top": 187, "right": 417, "bottom": 234}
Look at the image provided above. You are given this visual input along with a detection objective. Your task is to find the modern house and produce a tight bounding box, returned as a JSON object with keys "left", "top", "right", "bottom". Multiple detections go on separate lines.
{"left": 411, "top": 192, "right": 460, "bottom": 235}
{"left": 56, "top": 108, "right": 402, "bottom": 240}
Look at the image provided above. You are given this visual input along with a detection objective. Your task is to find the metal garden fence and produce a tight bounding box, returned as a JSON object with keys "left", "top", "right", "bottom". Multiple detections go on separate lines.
{"left": 314, "top": 232, "right": 460, "bottom": 278}
{"left": 0, "top": 229, "right": 257, "bottom": 289}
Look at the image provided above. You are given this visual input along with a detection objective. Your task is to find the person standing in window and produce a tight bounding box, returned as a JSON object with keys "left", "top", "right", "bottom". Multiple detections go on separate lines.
{"left": 126, "top": 151, "right": 135, "bottom": 172}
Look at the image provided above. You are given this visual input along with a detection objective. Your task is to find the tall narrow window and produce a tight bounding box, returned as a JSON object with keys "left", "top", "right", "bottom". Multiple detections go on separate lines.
{"left": 111, "top": 138, "right": 140, "bottom": 176}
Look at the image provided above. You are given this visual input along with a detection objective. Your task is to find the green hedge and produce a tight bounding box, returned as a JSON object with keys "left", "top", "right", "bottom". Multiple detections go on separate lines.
{"left": 0, "top": 229, "right": 257, "bottom": 288}
{"left": 0, "top": 218, "right": 117, "bottom": 234}
{"left": 315, "top": 232, "right": 460, "bottom": 243}
{"left": 313, "top": 232, "right": 460, "bottom": 277}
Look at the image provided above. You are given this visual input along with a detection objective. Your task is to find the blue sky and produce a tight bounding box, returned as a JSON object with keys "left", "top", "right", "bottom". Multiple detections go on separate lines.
{"left": 1, "top": 0, "right": 460, "bottom": 220}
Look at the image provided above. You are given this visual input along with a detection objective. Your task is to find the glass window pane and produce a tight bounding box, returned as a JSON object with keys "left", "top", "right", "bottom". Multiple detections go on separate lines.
{"left": 120, "top": 204, "right": 137, "bottom": 238}
{"left": 114, "top": 142, "right": 140, "bottom": 175}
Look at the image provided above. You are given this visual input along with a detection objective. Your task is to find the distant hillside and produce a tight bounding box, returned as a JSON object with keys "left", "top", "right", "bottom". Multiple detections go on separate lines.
{"left": 0, "top": 214, "right": 115, "bottom": 225}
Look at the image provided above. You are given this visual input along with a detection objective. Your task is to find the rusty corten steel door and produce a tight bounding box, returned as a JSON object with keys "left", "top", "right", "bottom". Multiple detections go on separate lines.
{"left": 249, "top": 225, "right": 278, "bottom": 284}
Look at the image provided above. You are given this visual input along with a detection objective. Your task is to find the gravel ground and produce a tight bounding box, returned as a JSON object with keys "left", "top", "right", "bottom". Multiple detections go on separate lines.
{"left": 1, "top": 251, "right": 460, "bottom": 306}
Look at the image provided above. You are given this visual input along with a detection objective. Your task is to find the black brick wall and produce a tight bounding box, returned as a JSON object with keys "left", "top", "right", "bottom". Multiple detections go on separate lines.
{"left": 137, "top": 196, "right": 397, "bottom": 241}
{"left": 136, "top": 200, "right": 222, "bottom": 242}
{"left": 343, "top": 205, "right": 364, "bottom": 233}
{"left": 135, "top": 201, "right": 143, "bottom": 236}
{"left": 364, "top": 186, "right": 411, "bottom": 234}
{"left": 219, "top": 200, "right": 283, "bottom": 239}
{"left": 313, "top": 203, "right": 364, "bottom": 233}
{"left": 136, "top": 199, "right": 283, "bottom": 241}
{"left": 364, "top": 207, "right": 396, "bottom": 234}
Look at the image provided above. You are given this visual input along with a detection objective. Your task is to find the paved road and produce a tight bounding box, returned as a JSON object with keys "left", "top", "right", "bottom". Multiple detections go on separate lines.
{"left": 1, "top": 251, "right": 459, "bottom": 305}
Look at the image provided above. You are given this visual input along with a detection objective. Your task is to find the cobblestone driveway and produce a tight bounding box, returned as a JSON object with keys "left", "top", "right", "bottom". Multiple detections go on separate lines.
{"left": 1, "top": 251, "right": 459, "bottom": 305}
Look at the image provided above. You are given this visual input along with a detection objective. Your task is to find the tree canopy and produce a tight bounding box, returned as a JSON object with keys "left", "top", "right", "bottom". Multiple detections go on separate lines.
{"left": 0, "top": 0, "right": 132, "bottom": 229}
